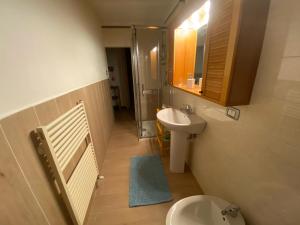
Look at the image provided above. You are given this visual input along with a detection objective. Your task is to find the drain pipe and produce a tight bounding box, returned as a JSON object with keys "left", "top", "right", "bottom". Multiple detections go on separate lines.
{"left": 163, "top": 0, "right": 186, "bottom": 25}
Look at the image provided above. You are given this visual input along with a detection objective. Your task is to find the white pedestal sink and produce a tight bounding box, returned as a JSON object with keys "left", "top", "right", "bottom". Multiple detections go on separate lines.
{"left": 156, "top": 108, "right": 206, "bottom": 173}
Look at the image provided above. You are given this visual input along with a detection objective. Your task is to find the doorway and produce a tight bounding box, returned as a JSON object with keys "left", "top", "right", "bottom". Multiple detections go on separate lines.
{"left": 105, "top": 27, "right": 167, "bottom": 139}
{"left": 106, "top": 48, "right": 135, "bottom": 119}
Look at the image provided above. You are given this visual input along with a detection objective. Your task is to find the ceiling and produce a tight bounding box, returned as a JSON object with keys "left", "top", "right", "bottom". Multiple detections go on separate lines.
{"left": 89, "top": 0, "right": 179, "bottom": 26}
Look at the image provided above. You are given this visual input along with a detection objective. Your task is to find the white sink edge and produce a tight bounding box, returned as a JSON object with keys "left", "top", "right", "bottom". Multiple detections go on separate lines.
{"left": 156, "top": 108, "right": 206, "bottom": 134}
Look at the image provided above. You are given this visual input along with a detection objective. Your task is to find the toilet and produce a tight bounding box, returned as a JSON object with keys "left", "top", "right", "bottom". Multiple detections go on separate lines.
{"left": 166, "top": 195, "right": 245, "bottom": 225}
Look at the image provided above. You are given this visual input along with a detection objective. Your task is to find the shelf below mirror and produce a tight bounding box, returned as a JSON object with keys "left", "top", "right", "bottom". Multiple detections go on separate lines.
{"left": 173, "top": 83, "right": 202, "bottom": 96}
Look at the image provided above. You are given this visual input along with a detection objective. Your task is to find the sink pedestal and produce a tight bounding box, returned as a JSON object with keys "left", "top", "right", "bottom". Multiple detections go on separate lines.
{"left": 170, "top": 131, "right": 189, "bottom": 173}
{"left": 156, "top": 108, "right": 206, "bottom": 173}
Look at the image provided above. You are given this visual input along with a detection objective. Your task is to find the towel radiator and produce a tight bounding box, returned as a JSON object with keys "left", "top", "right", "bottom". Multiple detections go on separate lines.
{"left": 33, "top": 102, "right": 99, "bottom": 225}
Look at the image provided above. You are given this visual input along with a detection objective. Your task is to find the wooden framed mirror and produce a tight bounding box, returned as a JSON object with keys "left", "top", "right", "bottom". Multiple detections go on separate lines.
{"left": 172, "top": 1, "right": 210, "bottom": 96}
{"left": 171, "top": 0, "right": 269, "bottom": 106}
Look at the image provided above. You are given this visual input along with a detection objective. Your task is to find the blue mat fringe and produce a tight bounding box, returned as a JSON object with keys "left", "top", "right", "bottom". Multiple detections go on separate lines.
{"left": 129, "top": 155, "right": 172, "bottom": 207}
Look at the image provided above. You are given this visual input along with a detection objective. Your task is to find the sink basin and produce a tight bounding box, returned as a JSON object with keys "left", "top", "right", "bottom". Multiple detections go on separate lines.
{"left": 166, "top": 195, "right": 245, "bottom": 225}
{"left": 156, "top": 108, "right": 206, "bottom": 173}
{"left": 156, "top": 108, "right": 206, "bottom": 134}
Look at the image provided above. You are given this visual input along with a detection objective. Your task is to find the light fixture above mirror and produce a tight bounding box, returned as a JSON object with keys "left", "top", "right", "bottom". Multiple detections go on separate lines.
{"left": 178, "top": 1, "right": 210, "bottom": 30}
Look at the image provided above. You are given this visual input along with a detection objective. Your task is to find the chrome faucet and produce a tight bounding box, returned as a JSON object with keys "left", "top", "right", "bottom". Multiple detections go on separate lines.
{"left": 221, "top": 204, "right": 240, "bottom": 218}
{"left": 180, "top": 104, "right": 193, "bottom": 114}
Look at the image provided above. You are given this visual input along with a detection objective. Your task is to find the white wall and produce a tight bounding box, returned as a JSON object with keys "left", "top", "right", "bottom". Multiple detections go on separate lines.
{"left": 168, "top": 0, "right": 300, "bottom": 224}
{"left": 0, "top": 0, "right": 108, "bottom": 119}
{"left": 102, "top": 28, "right": 132, "bottom": 47}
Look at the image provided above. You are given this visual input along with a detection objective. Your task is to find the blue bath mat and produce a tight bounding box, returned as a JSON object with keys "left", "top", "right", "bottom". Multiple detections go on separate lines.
{"left": 129, "top": 155, "right": 172, "bottom": 207}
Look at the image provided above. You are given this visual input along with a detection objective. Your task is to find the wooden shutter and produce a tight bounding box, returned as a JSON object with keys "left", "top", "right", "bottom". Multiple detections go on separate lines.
{"left": 202, "top": 0, "right": 242, "bottom": 105}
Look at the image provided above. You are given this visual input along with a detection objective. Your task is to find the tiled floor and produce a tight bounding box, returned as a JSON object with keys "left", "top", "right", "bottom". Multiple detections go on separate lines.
{"left": 86, "top": 110, "right": 203, "bottom": 225}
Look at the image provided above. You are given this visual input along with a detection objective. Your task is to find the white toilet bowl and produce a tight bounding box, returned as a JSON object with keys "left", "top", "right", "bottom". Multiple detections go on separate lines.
{"left": 166, "top": 195, "right": 245, "bottom": 225}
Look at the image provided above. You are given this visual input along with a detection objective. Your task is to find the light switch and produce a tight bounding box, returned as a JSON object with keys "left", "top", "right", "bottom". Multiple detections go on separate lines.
{"left": 226, "top": 107, "right": 240, "bottom": 120}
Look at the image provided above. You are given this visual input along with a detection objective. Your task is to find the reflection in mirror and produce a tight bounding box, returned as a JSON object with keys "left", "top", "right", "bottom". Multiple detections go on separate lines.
{"left": 194, "top": 25, "right": 207, "bottom": 85}
{"left": 150, "top": 46, "right": 158, "bottom": 80}
{"left": 172, "top": 1, "right": 210, "bottom": 96}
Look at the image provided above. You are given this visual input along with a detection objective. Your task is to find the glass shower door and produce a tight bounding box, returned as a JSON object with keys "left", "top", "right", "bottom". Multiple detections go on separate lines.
{"left": 132, "top": 27, "right": 166, "bottom": 138}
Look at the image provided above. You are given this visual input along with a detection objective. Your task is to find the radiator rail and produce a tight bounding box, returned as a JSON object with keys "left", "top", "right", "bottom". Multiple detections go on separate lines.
{"left": 34, "top": 102, "right": 99, "bottom": 225}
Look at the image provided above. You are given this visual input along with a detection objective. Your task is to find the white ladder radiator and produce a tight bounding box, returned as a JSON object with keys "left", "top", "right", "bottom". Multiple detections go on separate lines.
{"left": 34, "top": 102, "right": 99, "bottom": 225}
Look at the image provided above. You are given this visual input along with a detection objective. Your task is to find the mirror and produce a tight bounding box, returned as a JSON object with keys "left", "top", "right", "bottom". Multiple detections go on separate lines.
{"left": 172, "top": 1, "right": 210, "bottom": 95}
{"left": 194, "top": 25, "right": 207, "bottom": 85}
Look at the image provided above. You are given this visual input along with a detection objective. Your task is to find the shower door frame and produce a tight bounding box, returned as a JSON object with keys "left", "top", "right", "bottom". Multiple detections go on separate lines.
{"left": 131, "top": 26, "right": 167, "bottom": 139}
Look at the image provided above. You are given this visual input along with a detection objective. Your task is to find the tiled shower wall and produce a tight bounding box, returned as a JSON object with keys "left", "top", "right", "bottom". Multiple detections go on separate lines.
{"left": 0, "top": 80, "right": 114, "bottom": 225}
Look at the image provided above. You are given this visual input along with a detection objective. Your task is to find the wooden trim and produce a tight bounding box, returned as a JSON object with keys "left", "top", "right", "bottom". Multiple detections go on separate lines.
{"left": 226, "top": 0, "right": 270, "bottom": 106}
{"left": 172, "top": 85, "right": 202, "bottom": 97}
{"left": 167, "top": 27, "right": 175, "bottom": 85}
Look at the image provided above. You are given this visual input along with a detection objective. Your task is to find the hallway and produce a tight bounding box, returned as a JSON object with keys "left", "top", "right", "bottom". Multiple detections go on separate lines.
{"left": 86, "top": 111, "right": 203, "bottom": 225}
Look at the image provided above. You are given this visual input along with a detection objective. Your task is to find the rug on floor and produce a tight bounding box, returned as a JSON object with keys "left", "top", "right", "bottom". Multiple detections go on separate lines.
{"left": 129, "top": 154, "right": 172, "bottom": 207}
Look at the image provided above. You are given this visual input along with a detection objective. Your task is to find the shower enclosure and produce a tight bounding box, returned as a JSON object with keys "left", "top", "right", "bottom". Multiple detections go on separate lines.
{"left": 131, "top": 26, "right": 167, "bottom": 138}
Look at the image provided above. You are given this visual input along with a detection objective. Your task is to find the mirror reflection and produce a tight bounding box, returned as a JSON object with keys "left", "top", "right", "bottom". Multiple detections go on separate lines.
{"left": 194, "top": 25, "right": 207, "bottom": 85}
{"left": 172, "top": 1, "right": 210, "bottom": 95}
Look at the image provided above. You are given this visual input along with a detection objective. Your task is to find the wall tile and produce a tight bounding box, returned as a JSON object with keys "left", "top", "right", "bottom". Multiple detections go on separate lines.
{"left": 168, "top": 0, "right": 300, "bottom": 224}
{"left": 0, "top": 79, "right": 113, "bottom": 224}
{"left": 102, "top": 80, "right": 115, "bottom": 133}
{"left": 84, "top": 83, "right": 107, "bottom": 168}
{"left": 278, "top": 57, "right": 300, "bottom": 82}
{"left": 69, "top": 88, "right": 86, "bottom": 105}
{"left": 0, "top": 126, "right": 48, "bottom": 225}
{"left": 98, "top": 82, "right": 110, "bottom": 147}
{"left": 34, "top": 99, "right": 60, "bottom": 125}
{"left": 1, "top": 108, "right": 69, "bottom": 225}
{"left": 56, "top": 93, "right": 74, "bottom": 115}
{"left": 283, "top": 0, "right": 300, "bottom": 57}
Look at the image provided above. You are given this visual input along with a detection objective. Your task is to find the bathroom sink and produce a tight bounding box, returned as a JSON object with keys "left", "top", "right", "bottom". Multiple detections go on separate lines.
{"left": 156, "top": 108, "right": 207, "bottom": 173}
{"left": 166, "top": 195, "right": 245, "bottom": 225}
{"left": 156, "top": 108, "right": 206, "bottom": 134}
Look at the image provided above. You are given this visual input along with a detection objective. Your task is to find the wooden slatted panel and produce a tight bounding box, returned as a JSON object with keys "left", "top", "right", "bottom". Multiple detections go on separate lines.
{"left": 202, "top": 0, "right": 235, "bottom": 102}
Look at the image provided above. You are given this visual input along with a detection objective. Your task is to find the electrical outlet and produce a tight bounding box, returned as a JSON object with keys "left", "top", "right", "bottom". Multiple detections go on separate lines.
{"left": 226, "top": 107, "right": 240, "bottom": 120}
